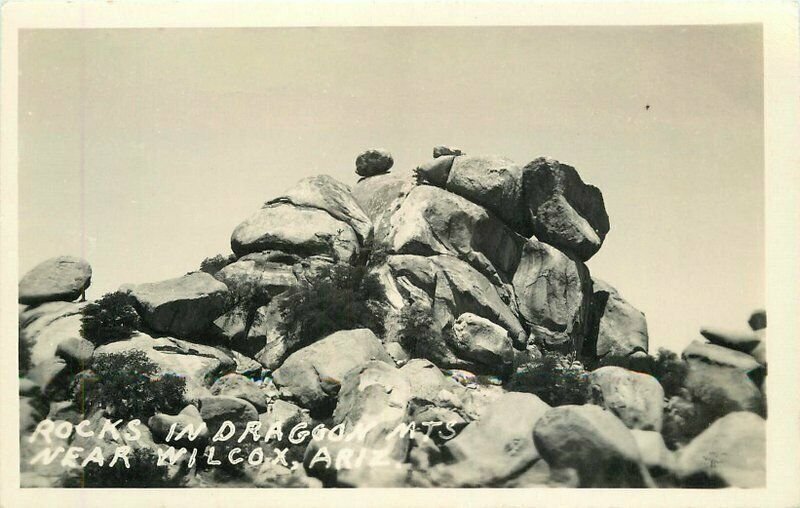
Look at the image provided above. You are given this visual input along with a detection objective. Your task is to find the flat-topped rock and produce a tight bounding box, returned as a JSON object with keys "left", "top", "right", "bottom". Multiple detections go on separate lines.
{"left": 19, "top": 256, "right": 92, "bottom": 305}
{"left": 700, "top": 327, "right": 762, "bottom": 354}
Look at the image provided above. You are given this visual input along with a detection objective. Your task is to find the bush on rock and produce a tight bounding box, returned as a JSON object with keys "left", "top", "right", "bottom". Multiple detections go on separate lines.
{"left": 199, "top": 253, "right": 236, "bottom": 276}
{"left": 74, "top": 350, "right": 186, "bottom": 421}
{"left": 277, "top": 264, "right": 385, "bottom": 353}
{"left": 506, "top": 351, "right": 590, "bottom": 406}
{"left": 80, "top": 291, "right": 140, "bottom": 345}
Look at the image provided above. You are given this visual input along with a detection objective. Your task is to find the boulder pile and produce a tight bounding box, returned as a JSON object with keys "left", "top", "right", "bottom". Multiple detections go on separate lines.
{"left": 17, "top": 146, "right": 766, "bottom": 489}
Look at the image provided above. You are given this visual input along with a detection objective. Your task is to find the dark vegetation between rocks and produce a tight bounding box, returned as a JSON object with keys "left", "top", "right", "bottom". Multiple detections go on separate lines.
{"left": 507, "top": 351, "right": 590, "bottom": 406}
{"left": 276, "top": 264, "right": 385, "bottom": 352}
{"left": 80, "top": 291, "right": 141, "bottom": 345}
{"left": 199, "top": 254, "right": 237, "bottom": 276}
{"left": 62, "top": 447, "right": 180, "bottom": 488}
{"left": 73, "top": 350, "right": 186, "bottom": 421}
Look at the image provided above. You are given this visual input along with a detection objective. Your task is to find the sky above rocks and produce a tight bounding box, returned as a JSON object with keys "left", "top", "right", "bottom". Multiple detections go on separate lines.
{"left": 18, "top": 25, "right": 764, "bottom": 353}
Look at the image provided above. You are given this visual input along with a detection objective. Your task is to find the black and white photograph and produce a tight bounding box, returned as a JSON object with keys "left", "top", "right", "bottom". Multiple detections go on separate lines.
{"left": 1, "top": 2, "right": 798, "bottom": 506}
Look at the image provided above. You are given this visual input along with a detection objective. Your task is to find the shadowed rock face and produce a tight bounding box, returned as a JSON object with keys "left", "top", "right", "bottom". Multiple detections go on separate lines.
{"left": 533, "top": 404, "right": 653, "bottom": 487}
{"left": 585, "top": 278, "right": 649, "bottom": 358}
{"left": 19, "top": 256, "right": 92, "bottom": 305}
{"left": 130, "top": 272, "right": 230, "bottom": 338}
{"left": 445, "top": 155, "right": 529, "bottom": 235}
{"left": 675, "top": 411, "right": 765, "bottom": 488}
{"left": 355, "top": 148, "right": 394, "bottom": 177}
{"left": 523, "top": 158, "right": 610, "bottom": 261}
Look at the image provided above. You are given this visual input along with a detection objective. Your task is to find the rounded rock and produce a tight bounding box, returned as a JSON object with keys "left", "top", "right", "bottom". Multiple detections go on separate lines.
{"left": 355, "top": 148, "right": 394, "bottom": 177}
{"left": 19, "top": 256, "right": 92, "bottom": 305}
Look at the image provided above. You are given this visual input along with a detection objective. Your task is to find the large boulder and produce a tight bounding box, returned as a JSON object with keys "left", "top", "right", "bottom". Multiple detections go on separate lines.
{"left": 148, "top": 404, "right": 208, "bottom": 444}
{"left": 93, "top": 333, "right": 235, "bottom": 401}
{"left": 210, "top": 373, "right": 268, "bottom": 412}
{"left": 445, "top": 155, "right": 528, "bottom": 234}
{"left": 630, "top": 429, "right": 675, "bottom": 472}
{"left": 512, "top": 240, "right": 591, "bottom": 355}
{"left": 682, "top": 340, "right": 765, "bottom": 414}
{"left": 355, "top": 148, "right": 394, "bottom": 177}
{"left": 230, "top": 203, "right": 360, "bottom": 263}
{"left": 700, "top": 327, "right": 762, "bottom": 354}
{"left": 214, "top": 251, "right": 299, "bottom": 298}
{"left": 130, "top": 272, "right": 229, "bottom": 338}
{"left": 382, "top": 185, "right": 524, "bottom": 279}
{"left": 522, "top": 158, "right": 610, "bottom": 261}
{"left": 588, "top": 366, "right": 664, "bottom": 431}
{"left": 305, "top": 360, "right": 412, "bottom": 486}
{"left": 380, "top": 254, "right": 526, "bottom": 348}
{"left": 272, "top": 328, "right": 393, "bottom": 413}
{"left": 413, "top": 156, "right": 456, "bottom": 187}
{"left": 532, "top": 405, "right": 652, "bottom": 487}
{"left": 351, "top": 173, "right": 414, "bottom": 225}
{"left": 675, "top": 411, "right": 765, "bottom": 487}
{"left": 266, "top": 174, "right": 372, "bottom": 244}
{"left": 198, "top": 395, "right": 259, "bottom": 436}
{"left": 586, "top": 278, "right": 648, "bottom": 358}
{"left": 432, "top": 392, "right": 551, "bottom": 486}
{"left": 450, "top": 313, "right": 514, "bottom": 374}
{"left": 19, "top": 256, "right": 92, "bottom": 305}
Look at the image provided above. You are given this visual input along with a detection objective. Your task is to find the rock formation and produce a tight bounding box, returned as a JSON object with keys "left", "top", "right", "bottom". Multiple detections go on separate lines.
{"left": 17, "top": 145, "right": 766, "bottom": 489}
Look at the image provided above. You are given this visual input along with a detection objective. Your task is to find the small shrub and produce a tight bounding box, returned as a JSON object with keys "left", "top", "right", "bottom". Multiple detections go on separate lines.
{"left": 277, "top": 264, "right": 385, "bottom": 351}
{"left": 199, "top": 253, "right": 236, "bottom": 276}
{"left": 397, "top": 300, "right": 435, "bottom": 352}
{"left": 19, "top": 333, "right": 33, "bottom": 376}
{"left": 75, "top": 350, "right": 186, "bottom": 421}
{"left": 506, "top": 351, "right": 590, "bottom": 406}
{"left": 62, "top": 447, "right": 181, "bottom": 488}
{"left": 662, "top": 387, "right": 741, "bottom": 449}
{"left": 80, "top": 291, "right": 140, "bottom": 345}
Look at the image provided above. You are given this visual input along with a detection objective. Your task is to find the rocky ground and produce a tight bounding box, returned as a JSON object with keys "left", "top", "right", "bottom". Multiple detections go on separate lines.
{"left": 18, "top": 146, "right": 766, "bottom": 488}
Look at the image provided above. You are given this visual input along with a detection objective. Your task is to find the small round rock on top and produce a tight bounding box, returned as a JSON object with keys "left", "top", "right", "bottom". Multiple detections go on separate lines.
{"left": 19, "top": 255, "right": 92, "bottom": 305}
{"left": 355, "top": 148, "right": 394, "bottom": 177}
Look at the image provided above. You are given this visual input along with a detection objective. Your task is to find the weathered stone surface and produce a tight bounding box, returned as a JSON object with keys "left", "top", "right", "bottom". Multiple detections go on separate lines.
{"left": 148, "top": 404, "right": 208, "bottom": 444}
{"left": 267, "top": 175, "right": 373, "bottom": 245}
{"left": 55, "top": 336, "right": 95, "bottom": 368}
{"left": 675, "top": 411, "right": 765, "bottom": 488}
{"left": 130, "top": 272, "right": 229, "bottom": 338}
{"left": 384, "top": 254, "right": 525, "bottom": 341}
{"left": 588, "top": 366, "right": 664, "bottom": 431}
{"left": 258, "top": 399, "right": 311, "bottom": 445}
{"left": 210, "top": 373, "right": 268, "bottom": 412}
{"left": 433, "top": 392, "right": 551, "bottom": 486}
{"left": 198, "top": 395, "right": 259, "bottom": 436}
{"left": 700, "top": 327, "right": 762, "bottom": 354}
{"left": 587, "top": 278, "right": 648, "bottom": 358}
{"left": 94, "top": 333, "right": 235, "bottom": 401}
{"left": 446, "top": 155, "right": 527, "bottom": 234}
{"left": 512, "top": 240, "right": 591, "bottom": 354}
{"left": 533, "top": 405, "right": 652, "bottom": 487}
{"left": 231, "top": 350, "right": 262, "bottom": 377}
{"left": 631, "top": 430, "right": 675, "bottom": 471}
{"left": 450, "top": 313, "right": 514, "bottom": 374}
{"left": 27, "top": 357, "right": 69, "bottom": 398}
{"left": 433, "top": 145, "right": 463, "bottom": 158}
{"left": 355, "top": 148, "right": 394, "bottom": 177}
{"left": 272, "top": 329, "right": 393, "bottom": 412}
{"left": 231, "top": 203, "right": 359, "bottom": 263}
{"left": 414, "top": 156, "right": 455, "bottom": 187}
{"left": 748, "top": 309, "right": 766, "bottom": 331}
{"left": 19, "top": 256, "right": 92, "bottom": 305}
{"left": 304, "top": 360, "right": 412, "bottom": 486}
{"left": 682, "top": 340, "right": 765, "bottom": 415}
{"left": 215, "top": 251, "right": 298, "bottom": 298}
{"left": 352, "top": 173, "right": 414, "bottom": 225}
{"left": 20, "top": 396, "right": 45, "bottom": 432}
{"left": 383, "top": 185, "right": 524, "bottom": 279}
{"left": 522, "top": 157, "right": 610, "bottom": 261}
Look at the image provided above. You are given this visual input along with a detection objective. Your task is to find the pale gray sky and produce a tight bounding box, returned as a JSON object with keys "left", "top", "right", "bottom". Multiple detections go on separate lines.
{"left": 19, "top": 26, "right": 764, "bottom": 353}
